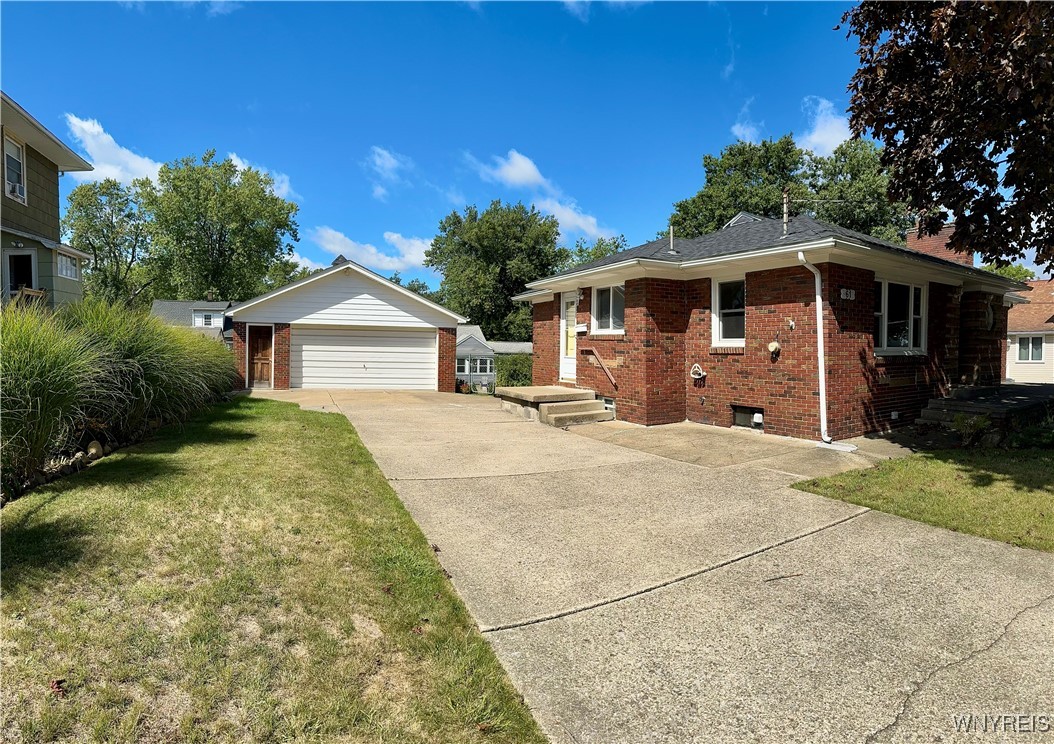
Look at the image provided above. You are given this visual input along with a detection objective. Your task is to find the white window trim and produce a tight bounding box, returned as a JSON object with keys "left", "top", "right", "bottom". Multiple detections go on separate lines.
{"left": 1016, "top": 336, "right": 1045, "bottom": 363}
{"left": 4, "top": 246, "right": 38, "bottom": 297}
{"left": 203, "top": 313, "right": 213, "bottom": 327}
{"left": 57, "top": 252, "right": 81, "bottom": 281}
{"left": 471, "top": 357, "right": 494, "bottom": 374}
{"left": 456, "top": 358, "right": 469, "bottom": 375}
{"left": 874, "top": 279, "right": 928, "bottom": 356}
{"left": 590, "top": 285, "right": 625, "bottom": 335}
{"left": 711, "top": 276, "right": 746, "bottom": 348}
{"left": 4, "top": 134, "right": 27, "bottom": 206}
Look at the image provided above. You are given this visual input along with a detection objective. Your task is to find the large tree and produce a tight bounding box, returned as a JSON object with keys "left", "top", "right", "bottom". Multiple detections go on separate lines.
{"left": 558, "top": 234, "right": 628, "bottom": 272}
{"left": 980, "top": 263, "right": 1036, "bottom": 282}
{"left": 669, "top": 136, "right": 811, "bottom": 239}
{"left": 842, "top": 1, "right": 1054, "bottom": 269}
{"left": 62, "top": 179, "right": 152, "bottom": 306}
{"left": 426, "top": 201, "right": 563, "bottom": 341}
{"left": 138, "top": 151, "right": 299, "bottom": 301}
{"left": 807, "top": 139, "right": 915, "bottom": 244}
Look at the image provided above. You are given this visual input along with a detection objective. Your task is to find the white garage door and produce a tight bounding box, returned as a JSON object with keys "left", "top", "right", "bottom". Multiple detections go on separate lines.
{"left": 291, "top": 326, "right": 438, "bottom": 389}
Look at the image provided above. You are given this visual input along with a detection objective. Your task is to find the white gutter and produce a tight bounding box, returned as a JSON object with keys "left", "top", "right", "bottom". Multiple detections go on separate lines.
{"left": 797, "top": 251, "right": 832, "bottom": 444}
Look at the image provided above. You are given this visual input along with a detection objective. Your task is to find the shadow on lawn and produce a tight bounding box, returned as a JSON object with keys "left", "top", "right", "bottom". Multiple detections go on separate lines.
{"left": 919, "top": 448, "right": 1054, "bottom": 493}
{"left": 0, "top": 496, "right": 98, "bottom": 594}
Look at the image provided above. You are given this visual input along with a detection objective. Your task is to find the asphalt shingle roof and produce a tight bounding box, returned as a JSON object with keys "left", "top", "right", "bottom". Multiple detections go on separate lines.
{"left": 1008, "top": 279, "right": 1054, "bottom": 333}
{"left": 539, "top": 213, "right": 1016, "bottom": 285}
{"left": 150, "top": 300, "right": 231, "bottom": 326}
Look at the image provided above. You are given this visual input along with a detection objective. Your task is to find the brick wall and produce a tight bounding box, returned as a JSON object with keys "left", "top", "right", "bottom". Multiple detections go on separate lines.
{"left": 232, "top": 321, "right": 247, "bottom": 389}
{"left": 438, "top": 327, "right": 456, "bottom": 392}
{"left": 532, "top": 300, "right": 560, "bottom": 386}
{"left": 959, "top": 291, "right": 1009, "bottom": 384}
{"left": 273, "top": 323, "right": 290, "bottom": 390}
{"left": 906, "top": 224, "right": 973, "bottom": 267}
{"left": 685, "top": 267, "right": 823, "bottom": 440}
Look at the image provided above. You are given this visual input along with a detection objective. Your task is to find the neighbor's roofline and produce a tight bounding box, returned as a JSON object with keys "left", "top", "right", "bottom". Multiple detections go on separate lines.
{"left": 1, "top": 92, "right": 93, "bottom": 172}
{"left": 226, "top": 258, "right": 468, "bottom": 323}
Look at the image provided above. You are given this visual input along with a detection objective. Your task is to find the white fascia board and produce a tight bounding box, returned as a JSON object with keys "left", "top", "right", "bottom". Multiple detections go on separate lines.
{"left": 227, "top": 260, "right": 468, "bottom": 324}
{"left": 677, "top": 239, "right": 837, "bottom": 269}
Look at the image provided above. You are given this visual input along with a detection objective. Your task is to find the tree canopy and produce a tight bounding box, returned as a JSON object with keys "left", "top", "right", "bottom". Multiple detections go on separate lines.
{"left": 137, "top": 151, "right": 300, "bottom": 301}
{"left": 842, "top": 1, "right": 1054, "bottom": 269}
{"left": 62, "top": 179, "right": 153, "bottom": 306}
{"left": 557, "top": 235, "right": 628, "bottom": 272}
{"left": 426, "top": 201, "right": 563, "bottom": 342}
{"left": 668, "top": 135, "right": 913, "bottom": 243}
{"left": 980, "top": 263, "right": 1036, "bottom": 282}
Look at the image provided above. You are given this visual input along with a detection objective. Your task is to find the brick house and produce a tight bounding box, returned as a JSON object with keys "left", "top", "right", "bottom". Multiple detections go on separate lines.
{"left": 514, "top": 213, "right": 1024, "bottom": 442}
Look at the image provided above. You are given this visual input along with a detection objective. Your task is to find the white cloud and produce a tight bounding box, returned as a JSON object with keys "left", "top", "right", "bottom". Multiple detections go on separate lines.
{"left": 206, "top": 0, "right": 241, "bottom": 16}
{"left": 730, "top": 98, "right": 762, "bottom": 143}
{"left": 364, "top": 146, "right": 413, "bottom": 201}
{"left": 563, "top": 1, "right": 590, "bottom": 21}
{"left": 290, "top": 251, "right": 327, "bottom": 272}
{"left": 228, "top": 152, "right": 301, "bottom": 201}
{"left": 468, "top": 149, "right": 552, "bottom": 191}
{"left": 800, "top": 96, "right": 851, "bottom": 156}
{"left": 64, "top": 114, "right": 162, "bottom": 184}
{"left": 535, "top": 197, "right": 612, "bottom": 240}
{"left": 308, "top": 226, "right": 430, "bottom": 272}
{"left": 721, "top": 24, "right": 736, "bottom": 80}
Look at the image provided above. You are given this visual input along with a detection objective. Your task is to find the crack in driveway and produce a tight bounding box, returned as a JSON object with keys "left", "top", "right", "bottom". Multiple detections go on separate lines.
{"left": 482, "top": 508, "right": 871, "bottom": 633}
{"left": 863, "top": 593, "right": 1054, "bottom": 744}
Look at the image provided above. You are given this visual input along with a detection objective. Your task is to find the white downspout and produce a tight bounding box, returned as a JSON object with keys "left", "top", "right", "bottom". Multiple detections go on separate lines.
{"left": 797, "top": 251, "right": 833, "bottom": 444}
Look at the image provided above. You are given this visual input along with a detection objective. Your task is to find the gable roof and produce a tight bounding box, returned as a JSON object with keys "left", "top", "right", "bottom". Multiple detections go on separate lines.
{"left": 151, "top": 299, "right": 231, "bottom": 326}
{"left": 1, "top": 92, "right": 92, "bottom": 172}
{"left": 456, "top": 324, "right": 488, "bottom": 345}
{"left": 226, "top": 257, "right": 468, "bottom": 323}
{"left": 1008, "top": 279, "right": 1054, "bottom": 333}
{"left": 525, "top": 213, "right": 1024, "bottom": 291}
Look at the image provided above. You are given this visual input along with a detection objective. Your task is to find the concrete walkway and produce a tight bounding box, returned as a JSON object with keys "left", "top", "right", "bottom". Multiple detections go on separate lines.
{"left": 253, "top": 390, "right": 1054, "bottom": 744}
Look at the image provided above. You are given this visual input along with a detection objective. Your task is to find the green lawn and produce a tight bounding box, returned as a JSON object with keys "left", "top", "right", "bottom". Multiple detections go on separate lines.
{"left": 1, "top": 398, "right": 545, "bottom": 743}
{"left": 795, "top": 448, "right": 1054, "bottom": 553}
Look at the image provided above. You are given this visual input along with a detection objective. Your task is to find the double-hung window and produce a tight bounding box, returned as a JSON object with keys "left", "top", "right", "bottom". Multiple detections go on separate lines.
{"left": 714, "top": 279, "right": 746, "bottom": 345}
{"left": 592, "top": 285, "right": 625, "bottom": 333}
{"left": 874, "top": 280, "right": 925, "bottom": 352}
{"left": 471, "top": 358, "right": 494, "bottom": 374}
{"left": 456, "top": 358, "right": 469, "bottom": 375}
{"left": 57, "top": 254, "right": 80, "bottom": 280}
{"left": 4, "top": 136, "right": 26, "bottom": 204}
{"left": 203, "top": 313, "right": 213, "bottom": 327}
{"left": 1018, "top": 336, "right": 1044, "bottom": 362}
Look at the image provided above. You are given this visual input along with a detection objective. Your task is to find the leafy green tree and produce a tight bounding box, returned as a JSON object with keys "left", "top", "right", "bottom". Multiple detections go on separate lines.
{"left": 427, "top": 201, "right": 562, "bottom": 341}
{"left": 558, "top": 235, "right": 628, "bottom": 271}
{"left": 388, "top": 272, "right": 444, "bottom": 304}
{"left": 807, "top": 139, "right": 915, "bottom": 244}
{"left": 138, "top": 151, "right": 299, "bottom": 301}
{"left": 62, "top": 179, "right": 152, "bottom": 305}
{"left": 980, "top": 263, "right": 1036, "bottom": 282}
{"left": 669, "top": 136, "right": 812, "bottom": 239}
{"left": 843, "top": 1, "right": 1054, "bottom": 268}
{"left": 256, "top": 255, "right": 314, "bottom": 295}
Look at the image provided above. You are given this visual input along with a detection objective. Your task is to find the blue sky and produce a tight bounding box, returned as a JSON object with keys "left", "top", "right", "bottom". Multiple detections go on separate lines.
{"left": 4, "top": 0, "right": 956, "bottom": 286}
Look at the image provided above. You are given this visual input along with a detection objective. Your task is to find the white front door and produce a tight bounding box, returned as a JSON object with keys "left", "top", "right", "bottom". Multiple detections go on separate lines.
{"left": 560, "top": 292, "right": 577, "bottom": 381}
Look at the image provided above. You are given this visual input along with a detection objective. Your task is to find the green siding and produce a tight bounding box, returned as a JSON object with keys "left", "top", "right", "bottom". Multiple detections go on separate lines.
{"left": 1, "top": 229, "right": 84, "bottom": 308}
{"left": 0, "top": 134, "right": 61, "bottom": 242}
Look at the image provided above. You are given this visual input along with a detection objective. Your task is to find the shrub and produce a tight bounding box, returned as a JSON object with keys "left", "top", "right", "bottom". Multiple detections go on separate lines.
{"left": 495, "top": 353, "right": 532, "bottom": 387}
{"left": 0, "top": 303, "right": 115, "bottom": 495}
{"left": 1, "top": 300, "right": 237, "bottom": 498}
{"left": 951, "top": 413, "right": 992, "bottom": 447}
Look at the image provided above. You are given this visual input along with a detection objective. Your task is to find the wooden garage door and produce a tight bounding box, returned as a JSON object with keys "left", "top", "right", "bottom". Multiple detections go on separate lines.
{"left": 290, "top": 326, "right": 437, "bottom": 389}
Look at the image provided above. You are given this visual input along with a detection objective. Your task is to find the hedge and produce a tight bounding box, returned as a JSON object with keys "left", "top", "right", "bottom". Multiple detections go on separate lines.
{"left": 1, "top": 300, "right": 237, "bottom": 499}
{"left": 495, "top": 353, "right": 532, "bottom": 388}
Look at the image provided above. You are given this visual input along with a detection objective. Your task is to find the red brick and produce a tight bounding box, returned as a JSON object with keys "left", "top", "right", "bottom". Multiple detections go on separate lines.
{"left": 437, "top": 327, "right": 456, "bottom": 392}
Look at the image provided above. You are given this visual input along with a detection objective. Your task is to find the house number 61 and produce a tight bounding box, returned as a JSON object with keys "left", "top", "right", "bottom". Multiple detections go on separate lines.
{"left": 840, "top": 288, "right": 856, "bottom": 300}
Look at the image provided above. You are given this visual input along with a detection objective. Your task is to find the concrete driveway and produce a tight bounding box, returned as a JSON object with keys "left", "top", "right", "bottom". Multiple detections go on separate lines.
{"left": 255, "top": 390, "right": 1054, "bottom": 744}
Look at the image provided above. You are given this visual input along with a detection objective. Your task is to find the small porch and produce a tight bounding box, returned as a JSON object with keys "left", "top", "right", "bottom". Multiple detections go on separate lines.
{"left": 495, "top": 385, "right": 614, "bottom": 427}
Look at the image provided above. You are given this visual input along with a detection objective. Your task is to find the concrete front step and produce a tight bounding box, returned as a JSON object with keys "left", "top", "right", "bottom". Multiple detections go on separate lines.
{"left": 547, "top": 409, "right": 615, "bottom": 427}
{"left": 539, "top": 399, "right": 607, "bottom": 423}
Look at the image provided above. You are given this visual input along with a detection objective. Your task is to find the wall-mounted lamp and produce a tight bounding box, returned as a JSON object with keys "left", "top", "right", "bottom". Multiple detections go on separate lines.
{"left": 768, "top": 335, "right": 782, "bottom": 362}
{"left": 12, "top": 240, "right": 24, "bottom": 249}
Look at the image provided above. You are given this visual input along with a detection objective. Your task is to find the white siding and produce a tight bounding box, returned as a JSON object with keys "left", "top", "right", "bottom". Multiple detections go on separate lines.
{"left": 1007, "top": 334, "right": 1054, "bottom": 383}
{"left": 291, "top": 326, "right": 437, "bottom": 390}
{"left": 192, "top": 311, "right": 217, "bottom": 328}
{"left": 235, "top": 268, "right": 452, "bottom": 328}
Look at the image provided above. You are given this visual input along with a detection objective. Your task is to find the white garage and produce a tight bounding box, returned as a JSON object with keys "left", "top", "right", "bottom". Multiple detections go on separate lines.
{"left": 291, "top": 326, "right": 438, "bottom": 389}
{"left": 226, "top": 256, "right": 466, "bottom": 391}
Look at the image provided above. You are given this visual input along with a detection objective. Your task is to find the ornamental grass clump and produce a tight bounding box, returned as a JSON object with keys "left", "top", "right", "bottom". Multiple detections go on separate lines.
{"left": 1, "top": 299, "right": 237, "bottom": 500}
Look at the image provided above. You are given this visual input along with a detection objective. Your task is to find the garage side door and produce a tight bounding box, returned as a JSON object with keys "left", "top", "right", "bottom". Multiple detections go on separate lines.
{"left": 291, "top": 326, "right": 437, "bottom": 389}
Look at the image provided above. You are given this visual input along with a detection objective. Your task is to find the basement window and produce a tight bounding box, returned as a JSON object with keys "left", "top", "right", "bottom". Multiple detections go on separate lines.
{"left": 600, "top": 396, "right": 616, "bottom": 413}
{"left": 732, "top": 405, "right": 764, "bottom": 430}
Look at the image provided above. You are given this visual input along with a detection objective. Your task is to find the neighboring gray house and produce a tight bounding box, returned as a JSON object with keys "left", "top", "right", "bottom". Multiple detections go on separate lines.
{"left": 151, "top": 299, "right": 234, "bottom": 347}
{"left": 455, "top": 324, "right": 533, "bottom": 391}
